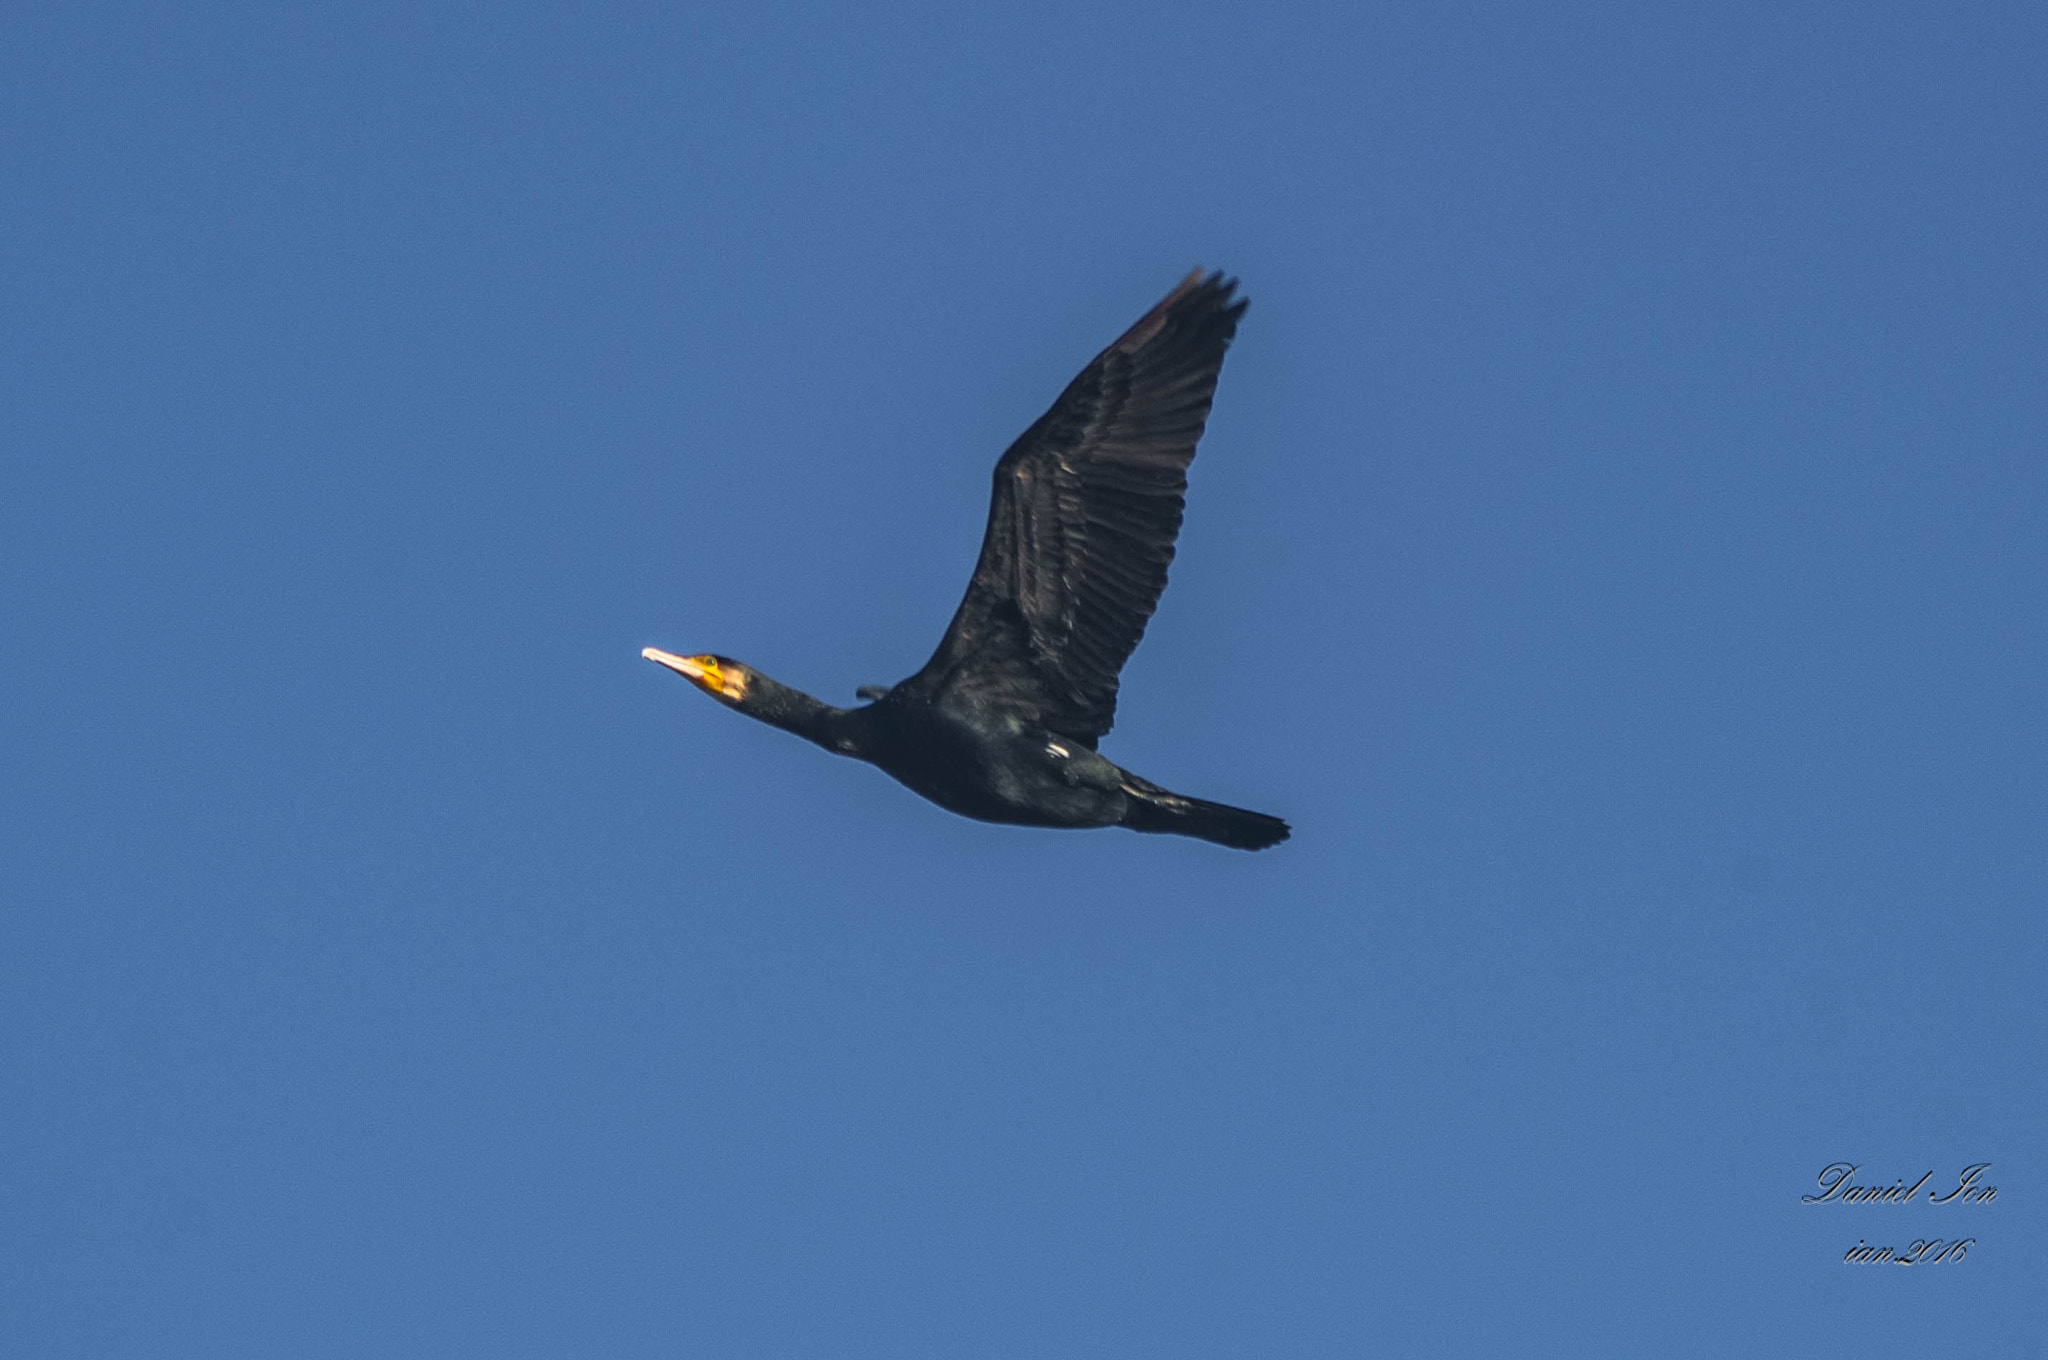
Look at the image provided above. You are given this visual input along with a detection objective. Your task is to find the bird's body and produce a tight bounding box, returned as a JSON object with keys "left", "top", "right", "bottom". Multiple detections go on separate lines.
{"left": 864, "top": 702, "right": 1121, "bottom": 831}
{"left": 644, "top": 270, "right": 1289, "bottom": 850}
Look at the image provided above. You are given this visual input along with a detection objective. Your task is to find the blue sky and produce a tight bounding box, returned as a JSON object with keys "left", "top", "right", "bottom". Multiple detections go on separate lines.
{"left": 3, "top": 2, "right": 2043, "bottom": 1354}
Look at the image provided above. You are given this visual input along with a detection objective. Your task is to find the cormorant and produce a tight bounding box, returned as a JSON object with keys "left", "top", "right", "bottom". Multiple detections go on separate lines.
{"left": 643, "top": 269, "right": 1289, "bottom": 850}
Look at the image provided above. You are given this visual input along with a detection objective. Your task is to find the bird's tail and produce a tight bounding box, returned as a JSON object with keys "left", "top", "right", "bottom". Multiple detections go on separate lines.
{"left": 1118, "top": 775, "right": 1290, "bottom": 851}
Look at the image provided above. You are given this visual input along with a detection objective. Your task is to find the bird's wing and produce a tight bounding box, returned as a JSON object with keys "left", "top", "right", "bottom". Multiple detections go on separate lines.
{"left": 910, "top": 270, "right": 1247, "bottom": 744}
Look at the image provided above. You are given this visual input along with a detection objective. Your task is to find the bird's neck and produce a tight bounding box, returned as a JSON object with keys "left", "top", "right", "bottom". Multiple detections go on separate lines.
{"left": 743, "top": 674, "right": 861, "bottom": 754}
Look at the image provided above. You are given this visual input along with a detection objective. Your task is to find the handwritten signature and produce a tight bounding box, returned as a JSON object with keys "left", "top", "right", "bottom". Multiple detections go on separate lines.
{"left": 1802, "top": 1162, "right": 1995, "bottom": 1265}
{"left": 1802, "top": 1162, "right": 1996, "bottom": 1205}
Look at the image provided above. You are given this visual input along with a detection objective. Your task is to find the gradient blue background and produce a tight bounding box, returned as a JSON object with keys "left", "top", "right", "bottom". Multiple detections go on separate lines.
{"left": 4, "top": 3, "right": 2043, "bottom": 1355}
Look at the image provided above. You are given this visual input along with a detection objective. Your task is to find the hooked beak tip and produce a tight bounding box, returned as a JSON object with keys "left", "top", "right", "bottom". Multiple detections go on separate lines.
{"left": 641, "top": 647, "right": 704, "bottom": 679}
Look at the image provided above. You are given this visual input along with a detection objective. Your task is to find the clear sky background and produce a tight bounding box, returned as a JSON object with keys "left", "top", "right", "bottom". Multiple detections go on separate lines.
{"left": 3, "top": 3, "right": 2043, "bottom": 1355}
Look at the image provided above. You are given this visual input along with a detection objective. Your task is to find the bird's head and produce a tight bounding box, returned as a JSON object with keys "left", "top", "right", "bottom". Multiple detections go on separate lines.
{"left": 642, "top": 648, "right": 752, "bottom": 706}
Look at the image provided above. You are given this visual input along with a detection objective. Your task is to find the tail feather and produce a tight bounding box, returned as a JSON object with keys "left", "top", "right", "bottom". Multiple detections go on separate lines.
{"left": 1118, "top": 777, "right": 1290, "bottom": 851}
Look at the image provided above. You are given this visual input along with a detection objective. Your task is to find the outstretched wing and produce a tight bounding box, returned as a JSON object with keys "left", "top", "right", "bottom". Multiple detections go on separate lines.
{"left": 909, "top": 270, "right": 1247, "bottom": 744}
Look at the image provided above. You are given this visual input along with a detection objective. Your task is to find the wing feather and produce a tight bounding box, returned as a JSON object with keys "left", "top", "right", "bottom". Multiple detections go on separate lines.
{"left": 909, "top": 270, "right": 1248, "bottom": 742}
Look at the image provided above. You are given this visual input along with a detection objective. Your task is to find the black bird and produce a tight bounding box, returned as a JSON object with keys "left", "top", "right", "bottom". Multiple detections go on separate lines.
{"left": 644, "top": 270, "right": 1288, "bottom": 850}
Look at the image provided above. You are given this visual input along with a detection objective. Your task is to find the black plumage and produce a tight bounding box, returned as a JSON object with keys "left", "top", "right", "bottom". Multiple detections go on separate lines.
{"left": 644, "top": 270, "right": 1288, "bottom": 850}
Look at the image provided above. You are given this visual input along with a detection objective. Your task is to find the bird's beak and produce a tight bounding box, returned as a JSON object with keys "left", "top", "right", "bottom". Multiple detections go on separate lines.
{"left": 642, "top": 648, "right": 747, "bottom": 702}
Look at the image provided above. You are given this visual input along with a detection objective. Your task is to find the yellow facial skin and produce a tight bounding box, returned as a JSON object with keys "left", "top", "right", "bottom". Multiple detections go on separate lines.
{"left": 641, "top": 648, "right": 749, "bottom": 703}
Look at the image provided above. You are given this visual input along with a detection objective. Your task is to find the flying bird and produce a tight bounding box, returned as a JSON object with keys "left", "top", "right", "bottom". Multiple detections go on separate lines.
{"left": 644, "top": 270, "right": 1288, "bottom": 850}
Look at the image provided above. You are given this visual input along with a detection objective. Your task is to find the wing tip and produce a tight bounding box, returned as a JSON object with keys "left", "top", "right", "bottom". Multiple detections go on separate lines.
{"left": 1114, "top": 267, "right": 1246, "bottom": 354}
